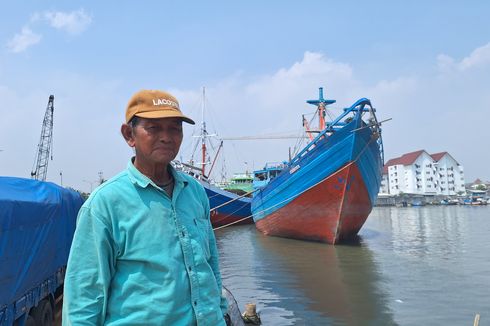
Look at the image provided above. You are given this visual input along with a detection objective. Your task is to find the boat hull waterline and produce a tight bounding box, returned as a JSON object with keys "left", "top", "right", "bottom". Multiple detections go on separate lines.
{"left": 200, "top": 180, "right": 253, "bottom": 228}
{"left": 255, "top": 162, "right": 371, "bottom": 243}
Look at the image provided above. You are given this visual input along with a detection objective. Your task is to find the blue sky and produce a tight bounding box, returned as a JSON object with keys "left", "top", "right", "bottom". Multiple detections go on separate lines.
{"left": 1, "top": 1, "right": 489, "bottom": 192}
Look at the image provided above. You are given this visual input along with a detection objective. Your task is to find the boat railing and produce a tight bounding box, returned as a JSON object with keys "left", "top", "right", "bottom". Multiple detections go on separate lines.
{"left": 289, "top": 98, "right": 372, "bottom": 167}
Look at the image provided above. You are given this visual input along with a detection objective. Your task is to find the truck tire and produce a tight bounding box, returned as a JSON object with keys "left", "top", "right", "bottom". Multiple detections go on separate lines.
{"left": 30, "top": 299, "right": 53, "bottom": 326}
{"left": 25, "top": 315, "right": 36, "bottom": 326}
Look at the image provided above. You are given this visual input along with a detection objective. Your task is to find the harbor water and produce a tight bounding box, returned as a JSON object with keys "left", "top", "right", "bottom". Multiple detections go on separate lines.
{"left": 216, "top": 206, "right": 490, "bottom": 325}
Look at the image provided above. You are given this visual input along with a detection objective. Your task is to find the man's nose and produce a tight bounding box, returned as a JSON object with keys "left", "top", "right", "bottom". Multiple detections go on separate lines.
{"left": 157, "top": 129, "right": 173, "bottom": 142}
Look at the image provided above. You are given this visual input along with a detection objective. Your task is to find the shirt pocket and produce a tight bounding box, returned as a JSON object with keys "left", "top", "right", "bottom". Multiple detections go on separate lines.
{"left": 192, "top": 217, "right": 211, "bottom": 260}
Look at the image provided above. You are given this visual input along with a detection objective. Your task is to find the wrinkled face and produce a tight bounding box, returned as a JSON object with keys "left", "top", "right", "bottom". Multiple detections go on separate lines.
{"left": 124, "top": 117, "right": 183, "bottom": 166}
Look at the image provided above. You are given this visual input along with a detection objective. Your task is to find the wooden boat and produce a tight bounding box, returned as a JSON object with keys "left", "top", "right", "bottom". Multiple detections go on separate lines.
{"left": 251, "top": 88, "right": 384, "bottom": 244}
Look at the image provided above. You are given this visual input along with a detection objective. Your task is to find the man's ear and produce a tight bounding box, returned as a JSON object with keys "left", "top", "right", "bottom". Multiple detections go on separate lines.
{"left": 121, "top": 124, "right": 136, "bottom": 147}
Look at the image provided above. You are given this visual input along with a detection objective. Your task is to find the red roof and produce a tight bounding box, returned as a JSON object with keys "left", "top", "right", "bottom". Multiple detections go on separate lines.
{"left": 430, "top": 152, "right": 447, "bottom": 162}
{"left": 383, "top": 149, "right": 426, "bottom": 174}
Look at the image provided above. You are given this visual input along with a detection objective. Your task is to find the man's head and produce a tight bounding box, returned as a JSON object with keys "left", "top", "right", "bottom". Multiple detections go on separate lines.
{"left": 121, "top": 90, "right": 194, "bottom": 167}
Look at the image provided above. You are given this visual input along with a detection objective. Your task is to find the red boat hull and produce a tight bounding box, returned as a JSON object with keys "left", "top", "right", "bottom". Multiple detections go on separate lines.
{"left": 255, "top": 163, "right": 372, "bottom": 244}
{"left": 211, "top": 211, "right": 253, "bottom": 228}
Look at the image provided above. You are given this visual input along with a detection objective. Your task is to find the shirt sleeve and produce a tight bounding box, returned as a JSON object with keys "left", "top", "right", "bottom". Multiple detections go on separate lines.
{"left": 62, "top": 205, "right": 116, "bottom": 325}
{"left": 204, "top": 195, "right": 229, "bottom": 316}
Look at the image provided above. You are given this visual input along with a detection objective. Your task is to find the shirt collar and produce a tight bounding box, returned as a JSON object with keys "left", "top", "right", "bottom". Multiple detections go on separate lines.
{"left": 127, "top": 158, "right": 187, "bottom": 189}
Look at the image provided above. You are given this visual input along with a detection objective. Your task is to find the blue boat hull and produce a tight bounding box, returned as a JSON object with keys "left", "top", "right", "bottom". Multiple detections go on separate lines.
{"left": 199, "top": 180, "right": 252, "bottom": 227}
{"left": 252, "top": 112, "right": 382, "bottom": 243}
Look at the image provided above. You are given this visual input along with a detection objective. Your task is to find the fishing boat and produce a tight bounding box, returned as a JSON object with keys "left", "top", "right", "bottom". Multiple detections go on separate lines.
{"left": 251, "top": 87, "right": 384, "bottom": 244}
{"left": 222, "top": 173, "right": 254, "bottom": 196}
{"left": 174, "top": 88, "right": 252, "bottom": 228}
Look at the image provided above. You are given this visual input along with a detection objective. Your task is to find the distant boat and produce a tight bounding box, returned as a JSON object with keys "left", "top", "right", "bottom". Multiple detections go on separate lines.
{"left": 222, "top": 173, "right": 254, "bottom": 196}
{"left": 174, "top": 88, "right": 252, "bottom": 228}
{"left": 251, "top": 88, "right": 384, "bottom": 244}
{"left": 440, "top": 199, "right": 459, "bottom": 205}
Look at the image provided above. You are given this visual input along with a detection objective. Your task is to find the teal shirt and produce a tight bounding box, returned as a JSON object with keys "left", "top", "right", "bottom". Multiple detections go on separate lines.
{"left": 62, "top": 161, "right": 227, "bottom": 325}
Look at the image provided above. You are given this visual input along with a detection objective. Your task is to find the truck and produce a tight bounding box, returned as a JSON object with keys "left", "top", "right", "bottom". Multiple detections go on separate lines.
{"left": 0, "top": 176, "right": 84, "bottom": 326}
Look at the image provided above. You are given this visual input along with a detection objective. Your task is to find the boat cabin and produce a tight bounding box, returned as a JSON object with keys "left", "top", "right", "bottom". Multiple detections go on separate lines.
{"left": 224, "top": 173, "right": 254, "bottom": 195}
{"left": 253, "top": 162, "right": 287, "bottom": 189}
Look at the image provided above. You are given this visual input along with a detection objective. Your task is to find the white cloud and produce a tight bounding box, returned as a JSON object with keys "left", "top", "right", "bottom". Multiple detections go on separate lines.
{"left": 437, "top": 42, "right": 490, "bottom": 72}
{"left": 6, "top": 9, "right": 92, "bottom": 53}
{"left": 41, "top": 9, "right": 92, "bottom": 35}
{"left": 6, "top": 27, "right": 42, "bottom": 53}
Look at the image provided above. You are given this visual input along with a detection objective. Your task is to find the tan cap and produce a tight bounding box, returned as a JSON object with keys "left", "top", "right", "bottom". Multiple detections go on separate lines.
{"left": 125, "top": 89, "right": 195, "bottom": 125}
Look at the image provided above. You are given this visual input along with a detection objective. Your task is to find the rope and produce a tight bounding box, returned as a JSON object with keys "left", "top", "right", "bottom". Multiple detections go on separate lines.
{"left": 213, "top": 215, "right": 253, "bottom": 230}
{"left": 210, "top": 188, "right": 258, "bottom": 212}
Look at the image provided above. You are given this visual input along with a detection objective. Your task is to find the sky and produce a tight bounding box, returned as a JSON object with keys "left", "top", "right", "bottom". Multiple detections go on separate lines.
{"left": 1, "top": 1, "right": 489, "bottom": 192}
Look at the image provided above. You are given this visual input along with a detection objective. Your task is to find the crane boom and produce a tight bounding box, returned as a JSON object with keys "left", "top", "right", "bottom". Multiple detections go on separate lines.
{"left": 31, "top": 95, "right": 54, "bottom": 181}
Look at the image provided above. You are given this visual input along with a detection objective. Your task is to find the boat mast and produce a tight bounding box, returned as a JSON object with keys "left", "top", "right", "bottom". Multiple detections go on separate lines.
{"left": 201, "top": 87, "right": 207, "bottom": 176}
{"left": 306, "top": 87, "right": 336, "bottom": 131}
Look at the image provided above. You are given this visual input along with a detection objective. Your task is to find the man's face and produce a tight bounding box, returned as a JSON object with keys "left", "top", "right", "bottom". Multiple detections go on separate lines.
{"left": 127, "top": 117, "right": 183, "bottom": 166}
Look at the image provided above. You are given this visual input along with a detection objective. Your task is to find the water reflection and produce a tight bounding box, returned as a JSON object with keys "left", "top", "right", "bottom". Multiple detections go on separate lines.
{"left": 366, "top": 206, "right": 468, "bottom": 260}
{"left": 360, "top": 206, "right": 490, "bottom": 325}
{"left": 217, "top": 225, "right": 395, "bottom": 325}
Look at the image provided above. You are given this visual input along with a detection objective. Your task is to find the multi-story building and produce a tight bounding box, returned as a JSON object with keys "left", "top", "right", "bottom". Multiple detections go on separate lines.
{"left": 382, "top": 150, "right": 465, "bottom": 196}
{"left": 431, "top": 152, "right": 465, "bottom": 196}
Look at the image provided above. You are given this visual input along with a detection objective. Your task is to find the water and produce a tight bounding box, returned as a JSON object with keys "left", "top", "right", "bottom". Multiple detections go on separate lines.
{"left": 216, "top": 206, "right": 490, "bottom": 325}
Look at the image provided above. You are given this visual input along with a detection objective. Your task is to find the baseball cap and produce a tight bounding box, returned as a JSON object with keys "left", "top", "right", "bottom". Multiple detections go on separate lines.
{"left": 125, "top": 89, "right": 195, "bottom": 125}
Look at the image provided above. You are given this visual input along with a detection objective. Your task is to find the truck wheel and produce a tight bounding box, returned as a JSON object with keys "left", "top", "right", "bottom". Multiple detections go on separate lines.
{"left": 31, "top": 299, "right": 53, "bottom": 326}
{"left": 25, "top": 315, "right": 36, "bottom": 326}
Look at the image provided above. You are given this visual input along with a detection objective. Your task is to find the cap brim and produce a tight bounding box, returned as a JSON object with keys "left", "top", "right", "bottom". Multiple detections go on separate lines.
{"left": 135, "top": 111, "right": 195, "bottom": 125}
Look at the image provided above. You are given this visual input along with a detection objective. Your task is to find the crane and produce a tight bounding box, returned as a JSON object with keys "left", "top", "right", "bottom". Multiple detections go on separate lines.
{"left": 31, "top": 95, "right": 54, "bottom": 181}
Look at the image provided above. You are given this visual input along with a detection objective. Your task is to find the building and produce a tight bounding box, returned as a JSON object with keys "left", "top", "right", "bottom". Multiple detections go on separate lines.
{"left": 381, "top": 150, "right": 465, "bottom": 196}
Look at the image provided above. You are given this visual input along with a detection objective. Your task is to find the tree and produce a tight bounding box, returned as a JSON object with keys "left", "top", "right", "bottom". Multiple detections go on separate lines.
{"left": 475, "top": 184, "right": 487, "bottom": 191}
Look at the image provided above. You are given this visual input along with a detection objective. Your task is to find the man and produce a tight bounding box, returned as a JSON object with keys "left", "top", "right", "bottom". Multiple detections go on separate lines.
{"left": 63, "top": 90, "right": 228, "bottom": 325}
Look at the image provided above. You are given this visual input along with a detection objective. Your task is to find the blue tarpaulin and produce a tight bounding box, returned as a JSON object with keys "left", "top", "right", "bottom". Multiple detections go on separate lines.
{"left": 0, "top": 177, "right": 84, "bottom": 306}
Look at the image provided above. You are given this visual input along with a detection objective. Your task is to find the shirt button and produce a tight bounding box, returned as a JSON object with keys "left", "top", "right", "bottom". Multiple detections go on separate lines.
{"left": 181, "top": 231, "right": 185, "bottom": 237}
{"left": 188, "top": 267, "right": 192, "bottom": 272}
{"left": 193, "top": 300, "right": 197, "bottom": 306}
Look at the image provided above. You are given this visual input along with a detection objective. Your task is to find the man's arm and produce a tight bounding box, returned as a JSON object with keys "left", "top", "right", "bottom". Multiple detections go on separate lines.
{"left": 62, "top": 206, "right": 116, "bottom": 325}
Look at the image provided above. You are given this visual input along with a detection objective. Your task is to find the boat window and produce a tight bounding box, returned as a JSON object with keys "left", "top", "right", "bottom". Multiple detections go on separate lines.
{"left": 269, "top": 170, "right": 280, "bottom": 179}
{"left": 254, "top": 172, "right": 267, "bottom": 181}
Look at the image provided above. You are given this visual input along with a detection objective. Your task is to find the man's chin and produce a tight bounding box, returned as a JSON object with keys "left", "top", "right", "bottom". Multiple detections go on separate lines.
{"left": 151, "top": 154, "right": 176, "bottom": 166}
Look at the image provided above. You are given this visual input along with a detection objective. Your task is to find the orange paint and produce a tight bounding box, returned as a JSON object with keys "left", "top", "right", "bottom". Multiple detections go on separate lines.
{"left": 255, "top": 163, "right": 371, "bottom": 244}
